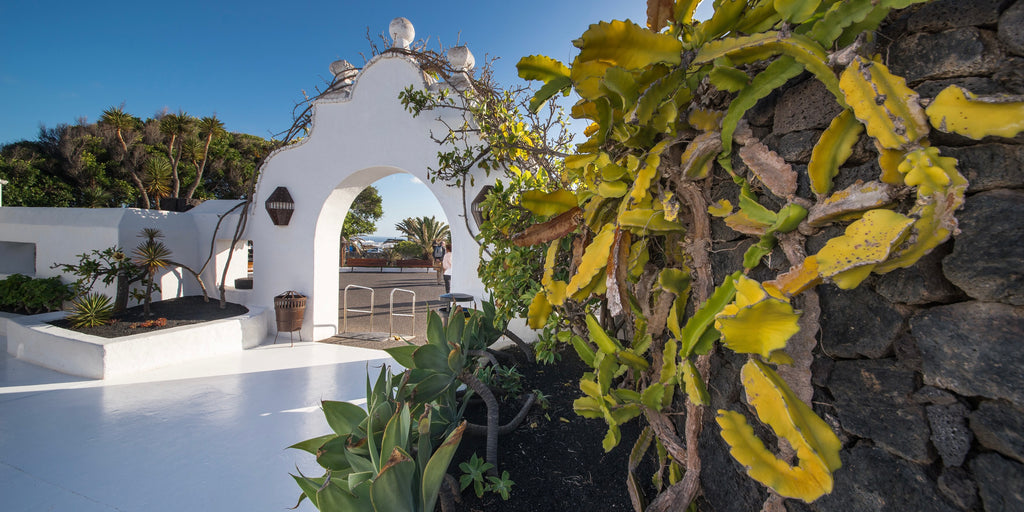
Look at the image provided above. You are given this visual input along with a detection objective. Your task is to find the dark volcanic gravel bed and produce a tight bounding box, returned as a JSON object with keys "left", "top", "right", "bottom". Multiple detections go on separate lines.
{"left": 49, "top": 296, "right": 248, "bottom": 338}
{"left": 450, "top": 346, "right": 645, "bottom": 512}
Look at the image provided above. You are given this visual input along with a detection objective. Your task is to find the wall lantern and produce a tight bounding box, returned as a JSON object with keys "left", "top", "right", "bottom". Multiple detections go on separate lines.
{"left": 471, "top": 185, "right": 493, "bottom": 229}
{"left": 265, "top": 186, "right": 295, "bottom": 226}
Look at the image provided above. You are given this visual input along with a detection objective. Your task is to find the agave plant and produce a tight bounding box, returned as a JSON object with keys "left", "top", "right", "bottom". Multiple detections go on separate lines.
{"left": 66, "top": 293, "right": 114, "bottom": 328}
{"left": 385, "top": 301, "right": 534, "bottom": 475}
{"left": 290, "top": 367, "right": 465, "bottom": 512}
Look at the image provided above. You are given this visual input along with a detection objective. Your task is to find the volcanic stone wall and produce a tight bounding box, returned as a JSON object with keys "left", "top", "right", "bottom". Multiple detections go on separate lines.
{"left": 699, "top": 1, "right": 1024, "bottom": 510}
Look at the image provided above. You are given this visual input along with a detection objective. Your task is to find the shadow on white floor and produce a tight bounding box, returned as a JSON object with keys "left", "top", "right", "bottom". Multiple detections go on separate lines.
{"left": 0, "top": 335, "right": 400, "bottom": 511}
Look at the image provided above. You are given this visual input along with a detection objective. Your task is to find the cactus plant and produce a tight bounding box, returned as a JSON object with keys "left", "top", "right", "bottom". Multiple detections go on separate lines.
{"left": 398, "top": 0, "right": 1024, "bottom": 508}
{"left": 503, "top": 0, "right": 1024, "bottom": 507}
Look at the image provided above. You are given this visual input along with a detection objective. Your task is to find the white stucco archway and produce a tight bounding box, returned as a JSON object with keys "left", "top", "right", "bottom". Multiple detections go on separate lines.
{"left": 248, "top": 51, "right": 492, "bottom": 341}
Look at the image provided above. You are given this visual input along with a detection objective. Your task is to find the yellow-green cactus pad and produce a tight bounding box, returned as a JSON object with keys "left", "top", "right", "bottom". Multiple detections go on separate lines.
{"left": 681, "top": 358, "right": 710, "bottom": 406}
{"left": 717, "top": 410, "right": 834, "bottom": 502}
{"left": 527, "top": 289, "right": 552, "bottom": 329}
{"left": 741, "top": 360, "right": 842, "bottom": 474}
{"left": 926, "top": 85, "right": 1024, "bottom": 140}
{"left": 521, "top": 189, "right": 578, "bottom": 217}
{"left": 574, "top": 20, "right": 683, "bottom": 71}
{"left": 808, "top": 109, "right": 864, "bottom": 196}
{"left": 618, "top": 208, "right": 685, "bottom": 234}
{"left": 680, "top": 131, "right": 722, "bottom": 179}
{"left": 715, "top": 275, "right": 801, "bottom": 357}
{"left": 839, "top": 57, "right": 928, "bottom": 150}
{"left": 899, "top": 146, "right": 959, "bottom": 198}
{"left": 876, "top": 145, "right": 906, "bottom": 186}
{"left": 715, "top": 359, "right": 842, "bottom": 501}
{"left": 814, "top": 209, "right": 914, "bottom": 288}
{"left": 598, "top": 180, "right": 630, "bottom": 198}
{"left": 566, "top": 226, "right": 616, "bottom": 298}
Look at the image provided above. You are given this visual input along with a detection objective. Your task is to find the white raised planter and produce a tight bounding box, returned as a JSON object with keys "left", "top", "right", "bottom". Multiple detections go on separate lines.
{"left": 0, "top": 311, "right": 20, "bottom": 337}
{"left": 5, "top": 307, "right": 269, "bottom": 379}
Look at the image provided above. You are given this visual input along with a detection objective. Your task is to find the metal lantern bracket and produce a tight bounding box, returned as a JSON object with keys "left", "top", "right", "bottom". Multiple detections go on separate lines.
{"left": 470, "top": 185, "right": 493, "bottom": 229}
{"left": 265, "top": 186, "right": 295, "bottom": 226}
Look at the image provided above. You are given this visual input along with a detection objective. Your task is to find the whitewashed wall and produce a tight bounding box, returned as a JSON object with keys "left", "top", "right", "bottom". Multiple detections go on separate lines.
{"left": 0, "top": 204, "right": 244, "bottom": 303}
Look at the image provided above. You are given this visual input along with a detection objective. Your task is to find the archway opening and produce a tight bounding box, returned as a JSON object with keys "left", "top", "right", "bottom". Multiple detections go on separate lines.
{"left": 326, "top": 171, "right": 457, "bottom": 346}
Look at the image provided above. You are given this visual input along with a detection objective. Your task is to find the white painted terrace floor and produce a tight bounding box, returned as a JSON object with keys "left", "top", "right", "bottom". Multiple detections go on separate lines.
{"left": 0, "top": 334, "right": 398, "bottom": 511}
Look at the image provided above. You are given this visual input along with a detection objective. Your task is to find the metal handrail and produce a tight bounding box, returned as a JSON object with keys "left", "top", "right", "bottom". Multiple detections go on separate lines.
{"left": 389, "top": 288, "right": 416, "bottom": 338}
{"left": 343, "top": 284, "right": 374, "bottom": 333}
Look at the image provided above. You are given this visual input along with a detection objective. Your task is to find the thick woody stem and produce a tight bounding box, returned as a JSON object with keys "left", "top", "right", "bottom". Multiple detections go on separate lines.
{"left": 645, "top": 410, "right": 688, "bottom": 463}
{"left": 460, "top": 371, "right": 500, "bottom": 475}
{"left": 658, "top": 178, "right": 716, "bottom": 511}
{"left": 466, "top": 393, "right": 537, "bottom": 436}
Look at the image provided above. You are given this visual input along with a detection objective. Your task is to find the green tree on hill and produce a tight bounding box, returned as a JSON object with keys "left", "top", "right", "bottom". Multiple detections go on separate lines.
{"left": 99, "top": 105, "right": 149, "bottom": 208}
{"left": 0, "top": 107, "right": 280, "bottom": 208}
{"left": 185, "top": 115, "right": 226, "bottom": 200}
{"left": 158, "top": 110, "right": 195, "bottom": 199}
{"left": 342, "top": 186, "right": 384, "bottom": 238}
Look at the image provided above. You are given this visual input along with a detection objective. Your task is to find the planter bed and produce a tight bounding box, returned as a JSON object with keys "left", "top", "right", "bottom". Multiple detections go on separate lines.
{"left": 5, "top": 305, "right": 268, "bottom": 379}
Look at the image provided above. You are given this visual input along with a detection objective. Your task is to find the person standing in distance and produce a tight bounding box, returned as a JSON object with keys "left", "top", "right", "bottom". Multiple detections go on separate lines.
{"left": 442, "top": 243, "right": 453, "bottom": 294}
{"left": 432, "top": 241, "right": 445, "bottom": 285}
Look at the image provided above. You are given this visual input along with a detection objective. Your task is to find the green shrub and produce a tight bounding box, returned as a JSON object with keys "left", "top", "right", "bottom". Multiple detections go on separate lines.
{"left": 51, "top": 247, "right": 142, "bottom": 312}
{"left": 66, "top": 293, "right": 114, "bottom": 328}
{"left": 0, "top": 274, "right": 72, "bottom": 314}
{"left": 393, "top": 240, "right": 426, "bottom": 259}
{"left": 0, "top": 274, "right": 29, "bottom": 311}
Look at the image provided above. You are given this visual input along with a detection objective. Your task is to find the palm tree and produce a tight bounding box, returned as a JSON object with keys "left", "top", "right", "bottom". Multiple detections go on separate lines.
{"left": 129, "top": 228, "right": 209, "bottom": 315}
{"left": 142, "top": 157, "right": 172, "bottom": 209}
{"left": 395, "top": 216, "right": 450, "bottom": 265}
{"left": 132, "top": 228, "right": 172, "bottom": 316}
{"left": 99, "top": 106, "right": 149, "bottom": 208}
{"left": 185, "top": 115, "right": 225, "bottom": 200}
{"left": 159, "top": 110, "right": 195, "bottom": 198}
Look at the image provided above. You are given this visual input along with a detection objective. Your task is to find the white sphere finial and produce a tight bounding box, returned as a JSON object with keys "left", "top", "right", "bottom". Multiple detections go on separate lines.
{"left": 446, "top": 46, "right": 475, "bottom": 72}
{"left": 389, "top": 17, "right": 414, "bottom": 49}
{"left": 329, "top": 60, "right": 354, "bottom": 77}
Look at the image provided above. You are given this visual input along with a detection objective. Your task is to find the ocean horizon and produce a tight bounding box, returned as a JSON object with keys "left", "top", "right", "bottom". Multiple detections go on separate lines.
{"left": 363, "top": 234, "right": 402, "bottom": 243}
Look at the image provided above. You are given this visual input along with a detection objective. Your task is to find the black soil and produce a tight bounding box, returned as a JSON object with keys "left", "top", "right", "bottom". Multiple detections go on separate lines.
{"left": 449, "top": 346, "right": 643, "bottom": 512}
{"left": 49, "top": 296, "right": 248, "bottom": 338}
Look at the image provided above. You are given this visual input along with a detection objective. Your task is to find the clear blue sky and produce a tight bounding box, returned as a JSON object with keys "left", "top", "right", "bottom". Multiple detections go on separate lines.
{"left": 0, "top": 0, "right": 711, "bottom": 237}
